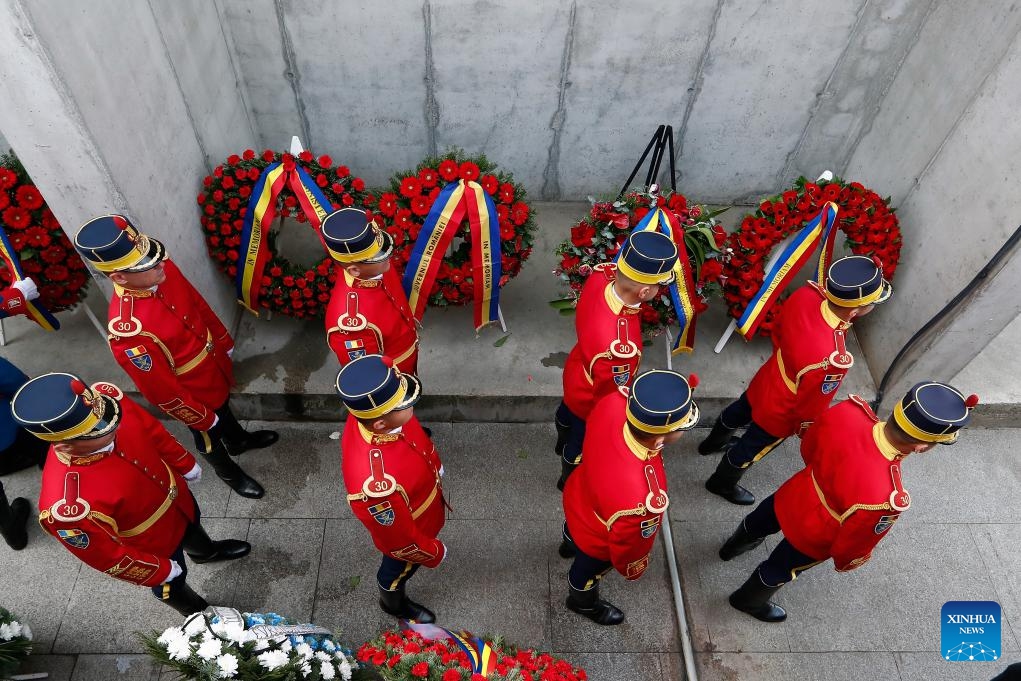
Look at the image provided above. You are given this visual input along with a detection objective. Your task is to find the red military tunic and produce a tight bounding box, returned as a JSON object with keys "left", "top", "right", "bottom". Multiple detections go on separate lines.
{"left": 774, "top": 396, "right": 910, "bottom": 571}
{"left": 563, "top": 390, "right": 669, "bottom": 581}
{"left": 37, "top": 386, "right": 198, "bottom": 587}
{"left": 341, "top": 414, "right": 446, "bottom": 568}
{"left": 745, "top": 282, "right": 854, "bottom": 438}
{"left": 562, "top": 264, "right": 643, "bottom": 420}
{"left": 326, "top": 266, "right": 419, "bottom": 374}
{"left": 107, "top": 259, "right": 234, "bottom": 432}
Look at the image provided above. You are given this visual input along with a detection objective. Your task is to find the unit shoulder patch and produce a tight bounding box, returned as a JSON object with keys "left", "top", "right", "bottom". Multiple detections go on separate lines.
{"left": 57, "top": 528, "right": 90, "bottom": 549}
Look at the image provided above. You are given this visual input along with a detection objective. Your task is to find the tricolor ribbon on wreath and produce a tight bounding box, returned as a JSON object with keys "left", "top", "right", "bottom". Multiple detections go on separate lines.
{"left": 619, "top": 206, "right": 699, "bottom": 354}
{"left": 0, "top": 222, "right": 60, "bottom": 331}
{"left": 236, "top": 155, "right": 333, "bottom": 314}
{"left": 735, "top": 201, "right": 840, "bottom": 338}
{"left": 401, "top": 179, "right": 502, "bottom": 331}
{"left": 400, "top": 621, "right": 496, "bottom": 675}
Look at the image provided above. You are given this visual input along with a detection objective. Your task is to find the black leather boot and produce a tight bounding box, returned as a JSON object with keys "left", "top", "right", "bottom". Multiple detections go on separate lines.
{"left": 554, "top": 418, "right": 571, "bottom": 458}
{"left": 719, "top": 520, "right": 766, "bottom": 560}
{"left": 556, "top": 459, "right": 578, "bottom": 492}
{"left": 224, "top": 430, "right": 279, "bottom": 457}
{"left": 202, "top": 444, "right": 265, "bottom": 498}
{"left": 182, "top": 523, "right": 251, "bottom": 564}
{"left": 705, "top": 457, "right": 755, "bottom": 505}
{"left": 378, "top": 584, "right": 435, "bottom": 623}
{"left": 729, "top": 572, "right": 787, "bottom": 622}
{"left": 698, "top": 416, "right": 735, "bottom": 456}
{"left": 566, "top": 583, "right": 624, "bottom": 626}
{"left": 163, "top": 581, "right": 210, "bottom": 616}
{"left": 0, "top": 490, "right": 29, "bottom": 551}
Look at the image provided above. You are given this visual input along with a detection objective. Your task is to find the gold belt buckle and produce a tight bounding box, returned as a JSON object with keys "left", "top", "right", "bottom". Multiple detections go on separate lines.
{"left": 205, "top": 341, "right": 215, "bottom": 353}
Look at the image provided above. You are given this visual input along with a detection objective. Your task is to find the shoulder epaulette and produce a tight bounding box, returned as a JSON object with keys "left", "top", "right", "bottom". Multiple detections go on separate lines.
{"left": 593, "top": 262, "right": 617, "bottom": 281}
{"left": 848, "top": 394, "right": 879, "bottom": 422}
{"left": 108, "top": 294, "right": 142, "bottom": 338}
{"left": 336, "top": 291, "right": 367, "bottom": 332}
{"left": 889, "top": 463, "right": 910, "bottom": 511}
{"left": 609, "top": 317, "right": 639, "bottom": 359}
{"left": 643, "top": 464, "right": 669, "bottom": 514}
{"left": 361, "top": 449, "right": 398, "bottom": 498}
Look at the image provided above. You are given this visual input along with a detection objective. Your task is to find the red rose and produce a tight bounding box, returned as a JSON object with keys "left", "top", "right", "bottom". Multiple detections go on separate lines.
{"left": 459, "top": 161, "right": 480, "bottom": 181}
{"left": 2, "top": 207, "right": 30, "bottom": 230}
{"left": 418, "top": 167, "right": 438, "bottom": 188}
{"left": 351, "top": 178, "right": 365, "bottom": 192}
{"left": 571, "top": 223, "right": 595, "bottom": 247}
{"left": 438, "top": 159, "right": 460, "bottom": 182}
{"left": 378, "top": 193, "right": 399, "bottom": 217}
{"left": 400, "top": 176, "right": 422, "bottom": 198}
{"left": 411, "top": 195, "right": 431, "bottom": 216}
{"left": 15, "top": 185, "right": 44, "bottom": 210}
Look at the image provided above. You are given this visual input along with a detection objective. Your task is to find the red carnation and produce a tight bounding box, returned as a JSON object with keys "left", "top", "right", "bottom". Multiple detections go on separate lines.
{"left": 351, "top": 177, "right": 365, "bottom": 192}
{"left": 222, "top": 176, "right": 235, "bottom": 190}
{"left": 411, "top": 195, "right": 431, "bottom": 216}
{"left": 227, "top": 154, "right": 241, "bottom": 166}
{"left": 0, "top": 168, "right": 17, "bottom": 189}
{"left": 443, "top": 670, "right": 461, "bottom": 681}
{"left": 248, "top": 167, "right": 261, "bottom": 181}
{"left": 298, "top": 150, "right": 313, "bottom": 163}
{"left": 242, "top": 149, "right": 255, "bottom": 161}
{"left": 0, "top": 193, "right": 9, "bottom": 211}
{"left": 316, "top": 173, "right": 328, "bottom": 187}
{"left": 2, "top": 207, "right": 30, "bottom": 230}
{"left": 418, "top": 167, "right": 438, "bottom": 188}
{"left": 438, "top": 159, "right": 460, "bottom": 182}
{"left": 342, "top": 194, "right": 355, "bottom": 206}
{"left": 318, "top": 154, "right": 333, "bottom": 167}
{"left": 400, "top": 176, "right": 422, "bottom": 198}
{"left": 459, "top": 161, "right": 480, "bottom": 181}
{"left": 261, "top": 149, "right": 275, "bottom": 162}
{"left": 15, "top": 185, "right": 44, "bottom": 210}
{"left": 239, "top": 186, "right": 252, "bottom": 198}
{"left": 336, "top": 165, "right": 351, "bottom": 179}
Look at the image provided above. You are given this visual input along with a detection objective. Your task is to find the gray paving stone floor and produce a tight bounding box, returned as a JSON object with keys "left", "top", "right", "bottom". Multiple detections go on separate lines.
{"left": 2, "top": 420, "right": 1019, "bottom": 680}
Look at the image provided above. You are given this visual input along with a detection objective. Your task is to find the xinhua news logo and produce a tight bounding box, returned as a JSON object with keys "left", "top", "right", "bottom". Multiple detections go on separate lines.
{"left": 941, "top": 601, "right": 1001, "bottom": 662}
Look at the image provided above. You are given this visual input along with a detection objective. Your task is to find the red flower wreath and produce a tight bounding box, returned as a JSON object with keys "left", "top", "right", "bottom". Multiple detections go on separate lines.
{"left": 722, "top": 175, "right": 903, "bottom": 338}
{"left": 0, "top": 151, "right": 90, "bottom": 311}
{"left": 357, "top": 629, "right": 588, "bottom": 680}
{"left": 197, "top": 149, "right": 374, "bottom": 319}
{"left": 553, "top": 189, "right": 727, "bottom": 336}
{"left": 369, "top": 149, "right": 537, "bottom": 307}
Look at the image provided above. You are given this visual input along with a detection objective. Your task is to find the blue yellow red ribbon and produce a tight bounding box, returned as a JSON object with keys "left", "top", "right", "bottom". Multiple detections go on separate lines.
{"left": 736, "top": 201, "right": 839, "bottom": 338}
{"left": 236, "top": 158, "right": 338, "bottom": 314}
{"left": 402, "top": 179, "right": 501, "bottom": 331}
{"left": 619, "top": 207, "right": 698, "bottom": 353}
{"left": 400, "top": 622, "right": 495, "bottom": 675}
{"left": 0, "top": 223, "right": 59, "bottom": 331}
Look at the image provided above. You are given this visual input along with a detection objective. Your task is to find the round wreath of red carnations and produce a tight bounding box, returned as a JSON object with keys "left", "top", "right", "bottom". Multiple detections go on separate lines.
{"left": 722, "top": 175, "right": 903, "bottom": 338}
{"left": 197, "top": 149, "right": 374, "bottom": 319}
{"left": 371, "top": 150, "right": 536, "bottom": 307}
{"left": 358, "top": 629, "right": 588, "bottom": 681}
{"left": 0, "top": 151, "right": 90, "bottom": 311}
{"left": 553, "top": 189, "right": 727, "bottom": 336}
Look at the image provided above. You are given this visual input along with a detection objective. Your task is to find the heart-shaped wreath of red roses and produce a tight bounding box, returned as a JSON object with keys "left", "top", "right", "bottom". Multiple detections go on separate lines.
{"left": 371, "top": 149, "right": 536, "bottom": 307}
{"left": 722, "top": 175, "right": 902, "bottom": 338}
{"left": 0, "top": 151, "right": 90, "bottom": 312}
{"left": 197, "top": 149, "right": 374, "bottom": 319}
{"left": 553, "top": 189, "right": 728, "bottom": 337}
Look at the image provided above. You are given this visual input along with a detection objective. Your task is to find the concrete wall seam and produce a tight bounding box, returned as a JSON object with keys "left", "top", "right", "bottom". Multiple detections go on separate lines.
{"left": 541, "top": 0, "right": 577, "bottom": 201}
{"left": 674, "top": 0, "right": 725, "bottom": 190}
{"left": 274, "top": 0, "right": 312, "bottom": 149}
{"left": 778, "top": 0, "right": 871, "bottom": 185}
{"left": 837, "top": 0, "right": 938, "bottom": 176}
{"left": 212, "top": 0, "right": 260, "bottom": 147}
{"left": 422, "top": 0, "right": 439, "bottom": 158}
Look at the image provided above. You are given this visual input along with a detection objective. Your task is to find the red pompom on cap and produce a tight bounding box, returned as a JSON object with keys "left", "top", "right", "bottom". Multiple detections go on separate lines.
{"left": 112, "top": 215, "right": 129, "bottom": 231}
{"left": 70, "top": 379, "right": 88, "bottom": 395}
{"left": 688, "top": 373, "right": 700, "bottom": 389}
{"left": 871, "top": 255, "right": 883, "bottom": 269}
{"left": 965, "top": 394, "right": 979, "bottom": 408}
{"left": 380, "top": 356, "right": 395, "bottom": 368}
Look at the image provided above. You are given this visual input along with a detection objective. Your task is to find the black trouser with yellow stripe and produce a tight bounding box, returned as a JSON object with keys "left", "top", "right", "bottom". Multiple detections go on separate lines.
{"left": 720, "top": 393, "right": 785, "bottom": 468}
{"left": 150, "top": 503, "right": 201, "bottom": 601}
{"left": 741, "top": 494, "right": 824, "bottom": 587}
{"left": 563, "top": 523, "right": 613, "bottom": 591}
{"left": 188, "top": 400, "right": 247, "bottom": 454}
{"left": 378, "top": 556, "right": 421, "bottom": 592}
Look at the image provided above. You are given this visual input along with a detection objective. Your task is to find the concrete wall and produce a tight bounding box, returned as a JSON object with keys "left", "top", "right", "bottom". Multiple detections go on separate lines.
{"left": 0, "top": 0, "right": 256, "bottom": 322}
{"left": 845, "top": 2, "right": 1021, "bottom": 402}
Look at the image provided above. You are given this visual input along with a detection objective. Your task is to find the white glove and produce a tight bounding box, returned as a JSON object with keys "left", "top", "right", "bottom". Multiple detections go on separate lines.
{"left": 183, "top": 462, "right": 203, "bottom": 482}
{"left": 437, "top": 542, "right": 448, "bottom": 565}
{"left": 166, "top": 560, "right": 183, "bottom": 582}
{"left": 211, "top": 414, "right": 219, "bottom": 427}
{"left": 438, "top": 465, "right": 445, "bottom": 478}
{"left": 227, "top": 347, "right": 234, "bottom": 358}
{"left": 12, "top": 278, "right": 39, "bottom": 301}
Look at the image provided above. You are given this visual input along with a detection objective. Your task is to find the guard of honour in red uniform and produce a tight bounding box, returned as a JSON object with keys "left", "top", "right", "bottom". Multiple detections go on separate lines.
{"left": 3, "top": 208, "right": 978, "bottom": 628}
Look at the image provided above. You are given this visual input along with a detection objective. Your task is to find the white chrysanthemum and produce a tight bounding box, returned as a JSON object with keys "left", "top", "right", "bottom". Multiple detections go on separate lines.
{"left": 257, "top": 649, "right": 290, "bottom": 670}
{"left": 315, "top": 651, "right": 332, "bottom": 663}
{"left": 300, "top": 661, "right": 312, "bottom": 676}
{"left": 7, "top": 621, "right": 23, "bottom": 638}
{"left": 0, "top": 623, "right": 15, "bottom": 641}
{"left": 295, "top": 642, "right": 313, "bottom": 660}
{"left": 253, "top": 638, "right": 271, "bottom": 651}
{"left": 196, "top": 638, "right": 223, "bottom": 661}
{"left": 221, "top": 622, "right": 254, "bottom": 644}
{"left": 157, "top": 627, "right": 188, "bottom": 649}
{"left": 216, "top": 653, "right": 240, "bottom": 678}
{"left": 183, "top": 615, "right": 207, "bottom": 636}
{"left": 166, "top": 635, "right": 194, "bottom": 661}
{"left": 320, "top": 660, "right": 336, "bottom": 680}
{"left": 280, "top": 640, "right": 293, "bottom": 653}
{"left": 338, "top": 657, "right": 353, "bottom": 681}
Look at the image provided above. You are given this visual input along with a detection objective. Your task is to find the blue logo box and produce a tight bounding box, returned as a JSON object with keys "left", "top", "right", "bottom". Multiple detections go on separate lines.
{"left": 941, "top": 601, "right": 1001, "bottom": 662}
